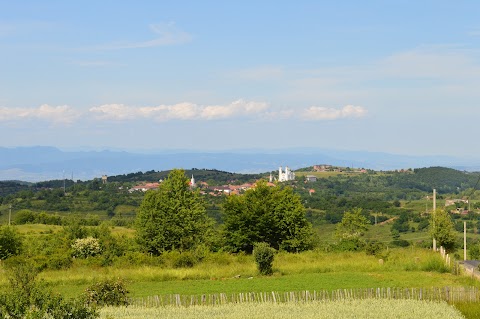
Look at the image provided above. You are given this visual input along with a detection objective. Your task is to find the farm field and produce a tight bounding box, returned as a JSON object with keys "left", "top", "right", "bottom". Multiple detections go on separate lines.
{"left": 99, "top": 299, "right": 465, "bottom": 319}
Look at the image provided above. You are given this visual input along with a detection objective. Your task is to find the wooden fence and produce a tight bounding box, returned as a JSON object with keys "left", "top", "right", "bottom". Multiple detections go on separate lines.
{"left": 128, "top": 286, "right": 480, "bottom": 308}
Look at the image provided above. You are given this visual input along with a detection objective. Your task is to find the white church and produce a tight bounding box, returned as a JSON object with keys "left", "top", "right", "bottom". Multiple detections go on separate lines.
{"left": 278, "top": 166, "right": 295, "bottom": 182}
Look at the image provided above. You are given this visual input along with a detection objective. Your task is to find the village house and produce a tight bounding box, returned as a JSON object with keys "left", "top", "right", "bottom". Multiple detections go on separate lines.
{"left": 128, "top": 182, "right": 160, "bottom": 193}
{"left": 313, "top": 164, "right": 332, "bottom": 172}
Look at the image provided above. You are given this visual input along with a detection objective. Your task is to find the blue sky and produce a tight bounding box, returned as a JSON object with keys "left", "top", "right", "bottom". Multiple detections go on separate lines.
{"left": 1, "top": 1, "right": 480, "bottom": 156}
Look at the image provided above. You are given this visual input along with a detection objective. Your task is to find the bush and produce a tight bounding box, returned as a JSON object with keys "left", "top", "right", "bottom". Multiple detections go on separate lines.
{"left": 48, "top": 254, "right": 73, "bottom": 270}
{"left": 365, "top": 240, "right": 385, "bottom": 257}
{"left": 172, "top": 251, "right": 198, "bottom": 268}
{"left": 391, "top": 239, "right": 410, "bottom": 247}
{"left": 0, "top": 226, "right": 22, "bottom": 260}
{"left": 469, "top": 242, "right": 480, "bottom": 260}
{"left": 0, "top": 258, "right": 97, "bottom": 318}
{"left": 13, "top": 209, "right": 36, "bottom": 224}
{"left": 84, "top": 279, "right": 129, "bottom": 307}
{"left": 72, "top": 237, "right": 102, "bottom": 258}
{"left": 253, "top": 242, "right": 275, "bottom": 276}
{"left": 331, "top": 239, "right": 365, "bottom": 252}
{"left": 417, "top": 219, "right": 429, "bottom": 231}
{"left": 115, "top": 251, "right": 163, "bottom": 267}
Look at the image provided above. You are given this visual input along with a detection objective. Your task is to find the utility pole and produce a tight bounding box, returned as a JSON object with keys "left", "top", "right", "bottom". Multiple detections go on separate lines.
{"left": 9, "top": 204, "right": 12, "bottom": 226}
{"left": 433, "top": 188, "right": 436, "bottom": 251}
{"left": 464, "top": 221, "right": 467, "bottom": 261}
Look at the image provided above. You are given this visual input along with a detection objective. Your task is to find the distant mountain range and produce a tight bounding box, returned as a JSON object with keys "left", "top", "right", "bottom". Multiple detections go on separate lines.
{"left": 1, "top": 146, "right": 479, "bottom": 182}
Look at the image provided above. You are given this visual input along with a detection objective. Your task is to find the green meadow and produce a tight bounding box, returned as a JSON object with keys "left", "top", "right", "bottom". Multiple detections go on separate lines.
{"left": 2, "top": 247, "right": 472, "bottom": 299}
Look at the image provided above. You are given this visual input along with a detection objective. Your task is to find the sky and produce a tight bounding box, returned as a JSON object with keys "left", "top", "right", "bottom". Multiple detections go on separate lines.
{"left": 1, "top": 1, "right": 480, "bottom": 157}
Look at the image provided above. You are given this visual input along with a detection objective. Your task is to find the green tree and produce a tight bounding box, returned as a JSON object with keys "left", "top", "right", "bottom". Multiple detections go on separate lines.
{"left": 430, "top": 208, "right": 456, "bottom": 251}
{"left": 135, "top": 169, "right": 212, "bottom": 255}
{"left": 222, "top": 180, "right": 313, "bottom": 253}
{"left": 0, "top": 226, "right": 22, "bottom": 260}
{"left": 334, "top": 208, "right": 370, "bottom": 251}
{"left": 335, "top": 208, "right": 369, "bottom": 241}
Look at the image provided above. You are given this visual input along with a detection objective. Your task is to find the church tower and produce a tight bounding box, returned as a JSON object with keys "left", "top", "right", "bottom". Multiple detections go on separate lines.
{"left": 190, "top": 174, "right": 196, "bottom": 188}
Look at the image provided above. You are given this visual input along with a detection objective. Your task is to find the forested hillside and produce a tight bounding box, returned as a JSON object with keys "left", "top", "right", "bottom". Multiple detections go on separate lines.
{"left": 0, "top": 181, "right": 31, "bottom": 196}
{"left": 107, "top": 168, "right": 265, "bottom": 185}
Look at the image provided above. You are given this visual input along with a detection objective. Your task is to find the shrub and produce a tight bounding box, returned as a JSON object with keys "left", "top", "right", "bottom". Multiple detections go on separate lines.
{"left": 469, "top": 242, "right": 480, "bottom": 260}
{"left": 331, "top": 239, "right": 365, "bottom": 252}
{"left": 0, "top": 258, "right": 97, "bottom": 318}
{"left": 253, "top": 242, "right": 275, "bottom": 276}
{"left": 32, "top": 254, "right": 73, "bottom": 271}
{"left": 84, "top": 279, "right": 129, "bottom": 307}
{"left": 172, "top": 251, "right": 198, "bottom": 268}
{"left": 391, "top": 239, "right": 410, "bottom": 247}
{"left": 72, "top": 237, "right": 102, "bottom": 258}
{"left": 364, "top": 240, "right": 385, "bottom": 257}
{"left": 48, "top": 253, "right": 73, "bottom": 270}
{"left": 13, "top": 209, "right": 36, "bottom": 224}
{"left": 0, "top": 226, "right": 22, "bottom": 260}
{"left": 115, "top": 251, "right": 163, "bottom": 267}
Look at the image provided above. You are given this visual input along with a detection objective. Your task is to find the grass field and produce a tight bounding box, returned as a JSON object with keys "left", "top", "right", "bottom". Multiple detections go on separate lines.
{"left": 19, "top": 248, "right": 476, "bottom": 299}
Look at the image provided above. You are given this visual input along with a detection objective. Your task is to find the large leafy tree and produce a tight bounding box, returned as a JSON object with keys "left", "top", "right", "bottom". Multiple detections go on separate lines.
{"left": 222, "top": 180, "right": 313, "bottom": 253}
{"left": 135, "top": 169, "right": 212, "bottom": 255}
{"left": 430, "top": 208, "right": 456, "bottom": 251}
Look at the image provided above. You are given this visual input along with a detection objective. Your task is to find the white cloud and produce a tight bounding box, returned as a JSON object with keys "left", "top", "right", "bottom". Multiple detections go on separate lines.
{"left": 90, "top": 100, "right": 368, "bottom": 122}
{"left": 0, "top": 104, "right": 79, "bottom": 124}
{"left": 301, "top": 105, "right": 367, "bottom": 120}
{"left": 0, "top": 99, "right": 367, "bottom": 124}
{"left": 0, "top": 101, "right": 368, "bottom": 125}
{"left": 89, "top": 99, "right": 270, "bottom": 121}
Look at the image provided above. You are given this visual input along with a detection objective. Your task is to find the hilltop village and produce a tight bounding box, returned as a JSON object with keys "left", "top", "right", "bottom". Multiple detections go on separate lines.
{"left": 125, "top": 164, "right": 371, "bottom": 196}
{"left": 127, "top": 165, "right": 298, "bottom": 195}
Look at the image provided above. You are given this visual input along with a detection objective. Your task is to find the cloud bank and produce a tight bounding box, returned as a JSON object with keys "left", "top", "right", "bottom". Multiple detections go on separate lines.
{"left": 301, "top": 105, "right": 367, "bottom": 120}
{"left": 89, "top": 99, "right": 270, "bottom": 121}
{"left": 0, "top": 104, "right": 79, "bottom": 124}
{"left": 0, "top": 100, "right": 367, "bottom": 124}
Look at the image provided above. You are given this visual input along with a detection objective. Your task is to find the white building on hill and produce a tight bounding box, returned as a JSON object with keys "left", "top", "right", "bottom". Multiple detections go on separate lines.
{"left": 190, "top": 175, "right": 196, "bottom": 188}
{"left": 278, "top": 166, "right": 295, "bottom": 182}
